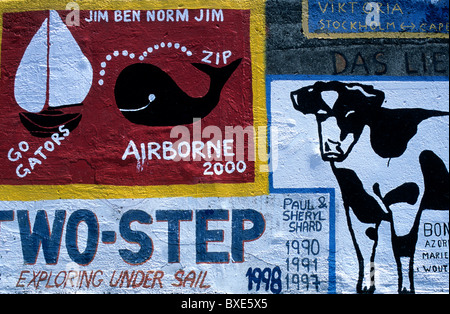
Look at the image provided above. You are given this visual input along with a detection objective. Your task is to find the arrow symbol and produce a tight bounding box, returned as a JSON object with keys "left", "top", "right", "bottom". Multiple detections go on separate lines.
{"left": 401, "top": 22, "right": 416, "bottom": 31}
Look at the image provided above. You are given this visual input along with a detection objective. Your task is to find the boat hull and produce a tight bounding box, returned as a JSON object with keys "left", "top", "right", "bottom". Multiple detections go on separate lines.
{"left": 19, "top": 109, "right": 82, "bottom": 138}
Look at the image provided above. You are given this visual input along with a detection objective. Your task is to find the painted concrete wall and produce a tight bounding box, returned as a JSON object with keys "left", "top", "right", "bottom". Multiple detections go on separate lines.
{"left": 0, "top": 0, "right": 448, "bottom": 294}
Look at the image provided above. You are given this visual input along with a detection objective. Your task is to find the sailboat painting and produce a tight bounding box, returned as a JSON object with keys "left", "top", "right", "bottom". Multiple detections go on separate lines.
{"left": 14, "top": 10, "right": 93, "bottom": 138}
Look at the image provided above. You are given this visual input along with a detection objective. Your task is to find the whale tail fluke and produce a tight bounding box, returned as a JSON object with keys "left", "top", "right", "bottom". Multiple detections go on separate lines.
{"left": 191, "top": 58, "right": 243, "bottom": 99}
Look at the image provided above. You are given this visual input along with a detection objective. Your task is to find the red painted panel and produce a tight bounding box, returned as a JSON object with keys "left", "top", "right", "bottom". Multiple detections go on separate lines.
{"left": 0, "top": 9, "right": 254, "bottom": 186}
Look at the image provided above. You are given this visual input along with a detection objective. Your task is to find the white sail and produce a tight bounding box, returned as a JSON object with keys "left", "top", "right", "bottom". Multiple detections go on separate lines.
{"left": 48, "top": 10, "right": 93, "bottom": 108}
{"left": 14, "top": 18, "right": 49, "bottom": 113}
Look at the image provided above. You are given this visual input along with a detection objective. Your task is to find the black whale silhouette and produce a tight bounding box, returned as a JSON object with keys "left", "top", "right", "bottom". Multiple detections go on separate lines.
{"left": 114, "top": 58, "right": 242, "bottom": 126}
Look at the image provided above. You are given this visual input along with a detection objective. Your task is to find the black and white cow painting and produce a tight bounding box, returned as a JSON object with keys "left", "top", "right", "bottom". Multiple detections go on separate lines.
{"left": 290, "top": 81, "right": 449, "bottom": 294}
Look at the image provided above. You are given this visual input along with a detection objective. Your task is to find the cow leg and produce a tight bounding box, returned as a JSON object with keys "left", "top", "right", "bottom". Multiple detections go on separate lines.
{"left": 374, "top": 182, "right": 422, "bottom": 294}
{"left": 390, "top": 207, "right": 421, "bottom": 294}
{"left": 345, "top": 207, "right": 379, "bottom": 294}
{"left": 392, "top": 239, "right": 416, "bottom": 293}
{"left": 391, "top": 221, "right": 419, "bottom": 294}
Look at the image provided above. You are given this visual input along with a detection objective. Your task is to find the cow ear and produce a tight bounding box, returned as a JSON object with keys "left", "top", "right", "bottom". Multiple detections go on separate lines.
{"left": 291, "top": 83, "right": 325, "bottom": 114}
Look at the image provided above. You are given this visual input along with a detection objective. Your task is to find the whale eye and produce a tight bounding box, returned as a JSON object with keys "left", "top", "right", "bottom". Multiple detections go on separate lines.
{"left": 148, "top": 94, "right": 156, "bottom": 103}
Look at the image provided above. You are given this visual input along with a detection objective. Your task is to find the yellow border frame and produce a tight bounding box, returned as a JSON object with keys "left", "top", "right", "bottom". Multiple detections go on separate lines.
{"left": 0, "top": 0, "right": 268, "bottom": 201}
{"left": 302, "top": 0, "right": 449, "bottom": 39}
